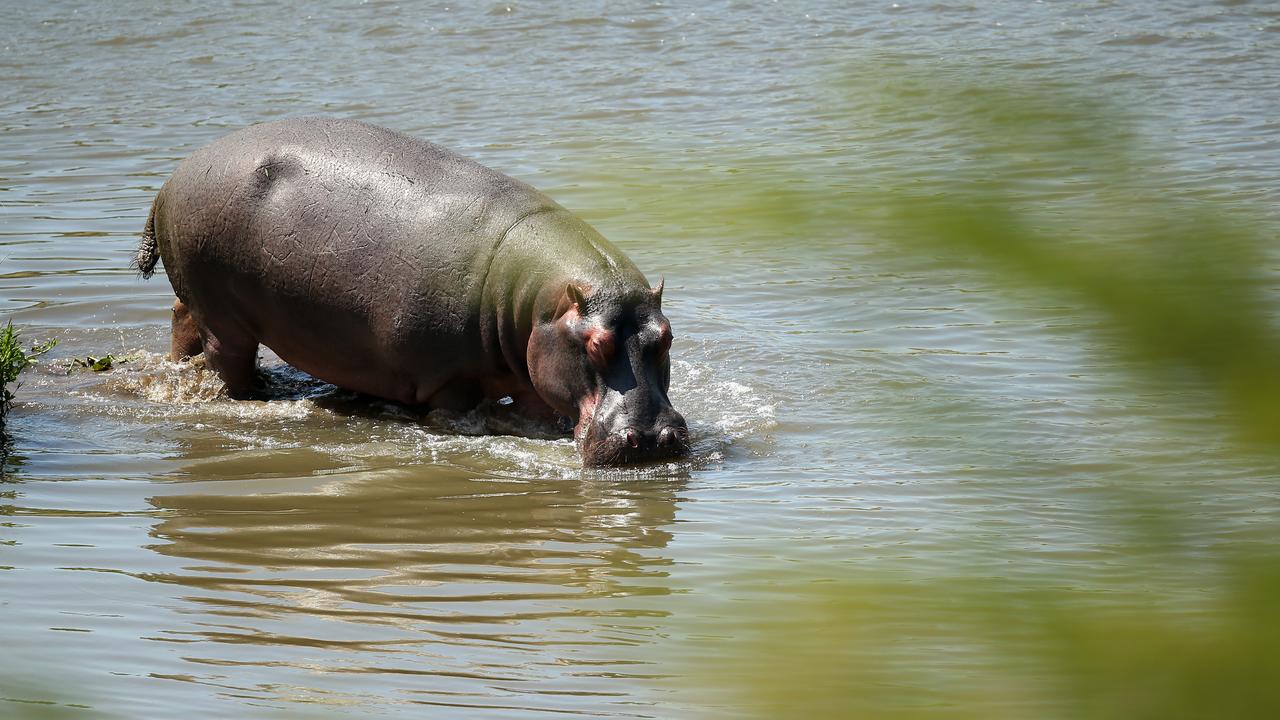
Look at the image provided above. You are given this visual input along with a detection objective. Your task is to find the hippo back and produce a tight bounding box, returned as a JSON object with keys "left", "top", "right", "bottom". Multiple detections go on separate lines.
{"left": 152, "top": 117, "right": 562, "bottom": 390}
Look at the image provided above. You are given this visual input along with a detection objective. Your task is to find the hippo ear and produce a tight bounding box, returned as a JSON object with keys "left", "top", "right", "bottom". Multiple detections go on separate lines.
{"left": 566, "top": 283, "right": 588, "bottom": 313}
{"left": 652, "top": 276, "right": 664, "bottom": 305}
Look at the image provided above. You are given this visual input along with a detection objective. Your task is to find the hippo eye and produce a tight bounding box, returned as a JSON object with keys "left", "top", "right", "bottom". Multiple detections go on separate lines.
{"left": 585, "top": 328, "right": 615, "bottom": 369}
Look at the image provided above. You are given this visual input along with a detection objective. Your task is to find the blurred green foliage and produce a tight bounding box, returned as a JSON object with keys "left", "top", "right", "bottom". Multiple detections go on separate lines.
{"left": 651, "top": 67, "right": 1280, "bottom": 718}
{"left": 689, "top": 558, "right": 1280, "bottom": 720}
{"left": 638, "top": 66, "right": 1280, "bottom": 451}
{"left": 851, "top": 76, "right": 1280, "bottom": 451}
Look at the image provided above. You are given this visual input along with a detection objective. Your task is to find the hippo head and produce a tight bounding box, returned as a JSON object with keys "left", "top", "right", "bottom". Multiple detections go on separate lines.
{"left": 527, "top": 278, "right": 690, "bottom": 466}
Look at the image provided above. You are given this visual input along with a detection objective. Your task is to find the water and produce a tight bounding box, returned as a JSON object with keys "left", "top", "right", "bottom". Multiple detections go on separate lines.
{"left": 3, "top": 1, "right": 1280, "bottom": 717}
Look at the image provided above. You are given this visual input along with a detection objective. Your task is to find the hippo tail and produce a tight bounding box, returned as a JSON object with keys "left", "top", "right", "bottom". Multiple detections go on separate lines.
{"left": 132, "top": 200, "right": 161, "bottom": 279}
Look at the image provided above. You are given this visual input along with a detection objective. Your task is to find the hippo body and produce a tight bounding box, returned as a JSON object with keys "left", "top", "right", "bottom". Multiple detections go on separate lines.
{"left": 136, "top": 118, "right": 688, "bottom": 465}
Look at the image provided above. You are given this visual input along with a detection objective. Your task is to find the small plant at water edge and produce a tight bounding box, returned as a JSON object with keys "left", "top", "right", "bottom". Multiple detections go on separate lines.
{"left": 0, "top": 321, "right": 56, "bottom": 420}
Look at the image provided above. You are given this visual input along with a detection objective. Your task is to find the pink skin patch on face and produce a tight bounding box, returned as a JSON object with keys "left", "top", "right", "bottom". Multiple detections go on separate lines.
{"left": 657, "top": 322, "right": 672, "bottom": 354}
{"left": 575, "top": 393, "right": 599, "bottom": 442}
{"left": 558, "top": 306, "right": 611, "bottom": 441}
{"left": 585, "top": 326, "right": 616, "bottom": 370}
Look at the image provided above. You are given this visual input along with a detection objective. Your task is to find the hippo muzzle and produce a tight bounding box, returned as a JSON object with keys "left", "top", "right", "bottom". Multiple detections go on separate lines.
{"left": 579, "top": 392, "right": 690, "bottom": 467}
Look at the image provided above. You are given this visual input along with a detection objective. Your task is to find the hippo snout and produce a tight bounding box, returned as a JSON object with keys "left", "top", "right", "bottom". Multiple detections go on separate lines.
{"left": 581, "top": 413, "right": 690, "bottom": 467}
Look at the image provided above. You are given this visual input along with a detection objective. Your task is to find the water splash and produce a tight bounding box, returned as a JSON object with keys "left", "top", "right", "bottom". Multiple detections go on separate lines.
{"left": 31, "top": 350, "right": 777, "bottom": 476}
{"left": 670, "top": 359, "right": 779, "bottom": 465}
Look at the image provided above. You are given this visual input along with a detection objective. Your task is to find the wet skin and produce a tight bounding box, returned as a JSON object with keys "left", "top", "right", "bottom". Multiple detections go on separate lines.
{"left": 136, "top": 117, "right": 689, "bottom": 466}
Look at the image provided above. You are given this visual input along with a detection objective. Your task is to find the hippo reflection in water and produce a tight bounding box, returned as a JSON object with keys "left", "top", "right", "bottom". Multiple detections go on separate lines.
{"left": 135, "top": 118, "right": 689, "bottom": 466}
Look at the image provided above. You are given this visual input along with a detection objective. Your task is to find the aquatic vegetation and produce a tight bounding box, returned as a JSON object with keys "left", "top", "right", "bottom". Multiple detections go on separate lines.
{"left": 69, "top": 353, "right": 129, "bottom": 373}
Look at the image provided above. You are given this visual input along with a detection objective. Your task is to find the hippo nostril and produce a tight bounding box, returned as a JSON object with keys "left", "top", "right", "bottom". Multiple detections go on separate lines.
{"left": 658, "top": 427, "right": 677, "bottom": 447}
{"left": 624, "top": 429, "right": 639, "bottom": 448}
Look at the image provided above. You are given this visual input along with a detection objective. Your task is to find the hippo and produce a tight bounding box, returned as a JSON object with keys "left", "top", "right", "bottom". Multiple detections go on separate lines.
{"left": 134, "top": 117, "right": 689, "bottom": 466}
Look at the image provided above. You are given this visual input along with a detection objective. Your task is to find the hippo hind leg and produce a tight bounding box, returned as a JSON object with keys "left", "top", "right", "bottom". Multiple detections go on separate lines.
{"left": 195, "top": 321, "right": 262, "bottom": 401}
{"left": 205, "top": 331, "right": 261, "bottom": 399}
{"left": 170, "top": 297, "right": 260, "bottom": 398}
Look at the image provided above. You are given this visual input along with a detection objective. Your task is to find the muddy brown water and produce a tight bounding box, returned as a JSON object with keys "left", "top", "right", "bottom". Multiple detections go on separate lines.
{"left": 3, "top": 1, "right": 1280, "bottom": 717}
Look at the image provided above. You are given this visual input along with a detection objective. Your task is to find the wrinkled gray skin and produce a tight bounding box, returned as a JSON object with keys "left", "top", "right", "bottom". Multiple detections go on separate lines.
{"left": 135, "top": 117, "right": 688, "bottom": 466}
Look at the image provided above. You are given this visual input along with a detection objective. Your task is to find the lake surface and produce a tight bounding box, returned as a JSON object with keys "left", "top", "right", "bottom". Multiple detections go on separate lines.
{"left": 3, "top": 1, "right": 1279, "bottom": 717}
